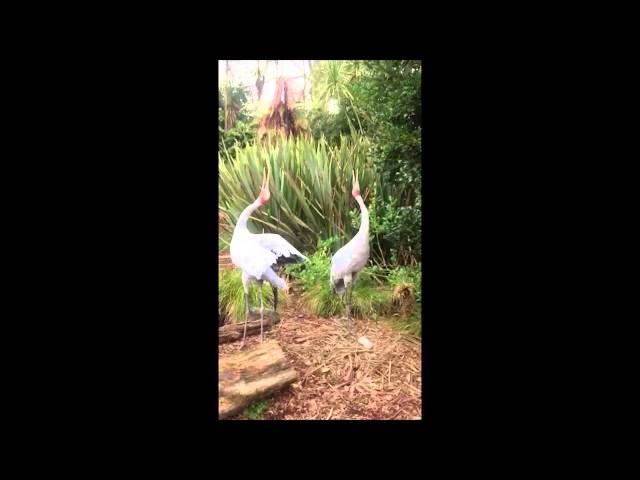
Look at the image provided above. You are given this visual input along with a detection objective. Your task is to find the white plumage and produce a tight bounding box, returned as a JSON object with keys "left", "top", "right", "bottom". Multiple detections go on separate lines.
{"left": 229, "top": 168, "right": 307, "bottom": 348}
{"left": 330, "top": 170, "right": 369, "bottom": 333}
{"left": 231, "top": 232, "right": 307, "bottom": 289}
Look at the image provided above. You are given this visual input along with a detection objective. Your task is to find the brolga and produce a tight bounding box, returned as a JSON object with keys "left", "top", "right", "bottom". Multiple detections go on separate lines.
{"left": 330, "top": 170, "right": 370, "bottom": 334}
{"left": 229, "top": 167, "right": 307, "bottom": 349}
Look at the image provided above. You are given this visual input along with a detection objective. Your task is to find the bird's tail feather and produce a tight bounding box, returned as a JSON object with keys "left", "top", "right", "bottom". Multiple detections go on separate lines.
{"left": 331, "top": 277, "right": 345, "bottom": 295}
{"left": 275, "top": 253, "right": 306, "bottom": 266}
{"left": 263, "top": 268, "right": 287, "bottom": 290}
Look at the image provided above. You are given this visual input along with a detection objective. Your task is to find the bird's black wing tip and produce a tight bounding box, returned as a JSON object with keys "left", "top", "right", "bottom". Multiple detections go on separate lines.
{"left": 274, "top": 254, "right": 306, "bottom": 266}
{"left": 331, "top": 278, "right": 345, "bottom": 294}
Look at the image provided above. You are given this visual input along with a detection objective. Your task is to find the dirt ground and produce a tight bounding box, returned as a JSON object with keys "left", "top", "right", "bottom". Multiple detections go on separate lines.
{"left": 219, "top": 289, "right": 422, "bottom": 420}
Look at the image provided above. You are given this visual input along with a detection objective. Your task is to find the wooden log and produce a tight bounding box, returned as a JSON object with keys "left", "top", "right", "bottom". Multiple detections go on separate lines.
{"left": 218, "top": 310, "right": 280, "bottom": 344}
{"left": 219, "top": 340, "right": 298, "bottom": 419}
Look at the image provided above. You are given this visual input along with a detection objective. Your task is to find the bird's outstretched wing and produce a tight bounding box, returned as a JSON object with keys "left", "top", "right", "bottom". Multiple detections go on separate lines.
{"left": 231, "top": 237, "right": 279, "bottom": 279}
{"left": 254, "top": 233, "right": 307, "bottom": 264}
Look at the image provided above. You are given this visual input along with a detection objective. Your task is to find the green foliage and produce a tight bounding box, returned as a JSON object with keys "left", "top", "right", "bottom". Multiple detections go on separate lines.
{"left": 389, "top": 306, "right": 422, "bottom": 337}
{"left": 284, "top": 236, "right": 335, "bottom": 286}
{"left": 218, "top": 60, "right": 422, "bottom": 267}
{"left": 218, "top": 135, "right": 376, "bottom": 255}
{"left": 243, "top": 399, "right": 271, "bottom": 420}
{"left": 285, "top": 247, "right": 419, "bottom": 321}
{"left": 387, "top": 265, "right": 422, "bottom": 303}
{"left": 285, "top": 237, "right": 393, "bottom": 319}
{"left": 284, "top": 240, "right": 422, "bottom": 334}
{"left": 386, "top": 263, "right": 422, "bottom": 336}
{"left": 219, "top": 83, "right": 256, "bottom": 153}
{"left": 218, "top": 237, "right": 227, "bottom": 252}
{"left": 218, "top": 268, "right": 288, "bottom": 323}
{"left": 310, "top": 60, "right": 363, "bottom": 134}
{"left": 304, "top": 60, "right": 366, "bottom": 145}
{"left": 295, "top": 105, "right": 351, "bottom": 147}
{"left": 300, "top": 273, "right": 393, "bottom": 320}
{"left": 220, "top": 118, "right": 258, "bottom": 155}
{"left": 349, "top": 60, "right": 422, "bottom": 265}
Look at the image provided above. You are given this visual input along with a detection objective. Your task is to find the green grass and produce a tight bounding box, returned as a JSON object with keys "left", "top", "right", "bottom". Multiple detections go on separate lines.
{"left": 243, "top": 399, "right": 271, "bottom": 420}
{"left": 218, "top": 268, "right": 289, "bottom": 323}
{"left": 219, "top": 236, "right": 230, "bottom": 252}
{"left": 285, "top": 245, "right": 416, "bottom": 323}
{"left": 387, "top": 265, "right": 422, "bottom": 303}
{"left": 218, "top": 242, "right": 422, "bottom": 336}
{"left": 391, "top": 305, "right": 422, "bottom": 337}
{"left": 300, "top": 280, "right": 393, "bottom": 320}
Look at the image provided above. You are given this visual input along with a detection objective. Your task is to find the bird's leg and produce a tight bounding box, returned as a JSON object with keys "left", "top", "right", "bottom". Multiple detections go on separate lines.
{"left": 240, "top": 288, "right": 250, "bottom": 350}
{"left": 346, "top": 283, "right": 352, "bottom": 334}
{"left": 259, "top": 281, "right": 265, "bottom": 342}
{"left": 272, "top": 285, "right": 278, "bottom": 313}
{"left": 343, "top": 274, "right": 353, "bottom": 335}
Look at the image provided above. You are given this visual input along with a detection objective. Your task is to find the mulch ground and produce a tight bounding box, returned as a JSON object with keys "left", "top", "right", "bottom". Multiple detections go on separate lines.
{"left": 219, "top": 290, "right": 422, "bottom": 420}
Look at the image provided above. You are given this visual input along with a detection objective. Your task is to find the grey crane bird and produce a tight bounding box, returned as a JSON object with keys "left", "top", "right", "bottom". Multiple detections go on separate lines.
{"left": 229, "top": 167, "right": 307, "bottom": 349}
{"left": 330, "top": 170, "right": 370, "bottom": 333}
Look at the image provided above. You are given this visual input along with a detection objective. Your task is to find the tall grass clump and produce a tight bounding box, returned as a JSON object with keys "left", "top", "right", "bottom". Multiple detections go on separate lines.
{"left": 387, "top": 265, "right": 422, "bottom": 336}
{"left": 218, "top": 135, "right": 376, "bottom": 255}
{"left": 218, "top": 268, "right": 288, "bottom": 324}
{"left": 284, "top": 240, "right": 422, "bottom": 335}
{"left": 285, "top": 238, "right": 393, "bottom": 320}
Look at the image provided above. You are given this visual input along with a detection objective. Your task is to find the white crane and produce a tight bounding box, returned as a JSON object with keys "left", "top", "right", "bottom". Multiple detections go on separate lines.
{"left": 229, "top": 167, "right": 307, "bottom": 348}
{"left": 330, "top": 170, "right": 370, "bottom": 333}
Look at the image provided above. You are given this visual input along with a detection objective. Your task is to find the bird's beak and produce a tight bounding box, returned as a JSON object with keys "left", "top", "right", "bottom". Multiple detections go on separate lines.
{"left": 258, "top": 166, "right": 271, "bottom": 204}
{"left": 263, "top": 166, "right": 270, "bottom": 195}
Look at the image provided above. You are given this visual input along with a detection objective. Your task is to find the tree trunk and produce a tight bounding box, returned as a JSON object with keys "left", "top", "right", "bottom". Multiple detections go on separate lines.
{"left": 307, "top": 60, "right": 313, "bottom": 102}
{"left": 218, "top": 310, "right": 280, "bottom": 344}
{"left": 219, "top": 340, "right": 298, "bottom": 419}
{"left": 255, "top": 60, "right": 264, "bottom": 101}
{"left": 224, "top": 61, "right": 230, "bottom": 130}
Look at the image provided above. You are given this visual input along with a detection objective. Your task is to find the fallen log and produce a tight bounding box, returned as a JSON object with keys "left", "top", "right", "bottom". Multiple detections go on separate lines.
{"left": 219, "top": 340, "right": 298, "bottom": 419}
{"left": 218, "top": 310, "right": 280, "bottom": 344}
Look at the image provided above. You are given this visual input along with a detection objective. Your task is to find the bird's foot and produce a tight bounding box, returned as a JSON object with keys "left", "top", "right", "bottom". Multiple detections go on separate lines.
{"left": 239, "top": 342, "right": 246, "bottom": 350}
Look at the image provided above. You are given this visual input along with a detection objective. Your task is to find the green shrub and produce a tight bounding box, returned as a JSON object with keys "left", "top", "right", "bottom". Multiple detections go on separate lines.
{"left": 218, "top": 236, "right": 229, "bottom": 252}
{"left": 391, "top": 306, "right": 422, "bottom": 337}
{"left": 384, "top": 263, "right": 422, "bottom": 336}
{"left": 349, "top": 60, "right": 422, "bottom": 265}
{"left": 286, "top": 243, "right": 422, "bottom": 336}
{"left": 220, "top": 118, "right": 258, "bottom": 155}
{"left": 387, "top": 265, "right": 422, "bottom": 304}
{"left": 218, "top": 60, "right": 422, "bottom": 268}
{"left": 285, "top": 245, "right": 394, "bottom": 320}
{"left": 219, "top": 83, "right": 257, "bottom": 154}
{"left": 294, "top": 105, "right": 352, "bottom": 147}
{"left": 300, "top": 278, "right": 393, "bottom": 320}
{"left": 242, "top": 399, "right": 271, "bottom": 420}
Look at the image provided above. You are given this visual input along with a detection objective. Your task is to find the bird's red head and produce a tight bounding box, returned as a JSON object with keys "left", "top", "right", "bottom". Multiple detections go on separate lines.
{"left": 351, "top": 170, "right": 361, "bottom": 198}
{"left": 258, "top": 167, "right": 271, "bottom": 205}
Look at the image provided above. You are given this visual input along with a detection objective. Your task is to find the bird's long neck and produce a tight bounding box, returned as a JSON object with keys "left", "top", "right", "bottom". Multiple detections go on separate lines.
{"left": 355, "top": 195, "right": 369, "bottom": 237}
{"left": 235, "top": 199, "right": 261, "bottom": 233}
